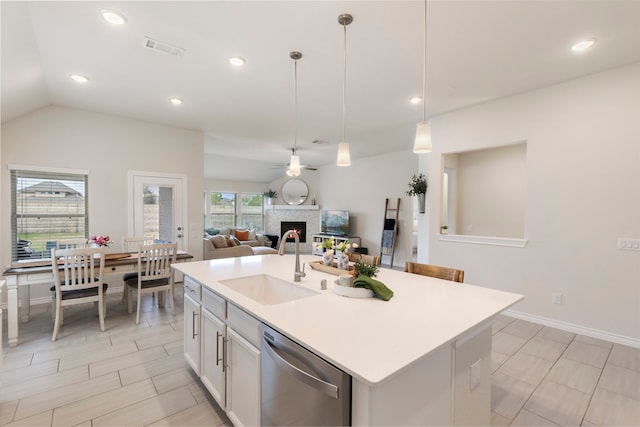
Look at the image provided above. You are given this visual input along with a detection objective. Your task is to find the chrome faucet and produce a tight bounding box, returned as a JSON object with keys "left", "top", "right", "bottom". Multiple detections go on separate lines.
{"left": 279, "top": 229, "right": 306, "bottom": 282}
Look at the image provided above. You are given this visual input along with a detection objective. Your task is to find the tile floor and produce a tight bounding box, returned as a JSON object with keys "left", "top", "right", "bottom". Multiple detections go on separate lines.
{"left": 1, "top": 287, "right": 639, "bottom": 426}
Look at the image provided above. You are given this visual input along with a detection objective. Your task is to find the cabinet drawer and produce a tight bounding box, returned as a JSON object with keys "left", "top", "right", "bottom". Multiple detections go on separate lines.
{"left": 184, "top": 276, "right": 201, "bottom": 301}
{"left": 227, "top": 303, "right": 261, "bottom": 348}
{"left": 202, "top": 287, "right": 226, "bottom": 319}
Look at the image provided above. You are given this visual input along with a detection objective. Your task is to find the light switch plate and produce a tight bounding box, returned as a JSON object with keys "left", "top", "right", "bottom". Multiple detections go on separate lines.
{"left": 618, "top": 238, "right": 640, "bottom": 251}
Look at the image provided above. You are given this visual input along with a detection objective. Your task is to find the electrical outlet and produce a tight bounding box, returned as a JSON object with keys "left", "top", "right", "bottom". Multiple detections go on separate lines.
{"left": 618, "top": 238, "right": 640, "bottom": 251}
{"left": 552, "top": 292, "right": 563, "bottom": 304}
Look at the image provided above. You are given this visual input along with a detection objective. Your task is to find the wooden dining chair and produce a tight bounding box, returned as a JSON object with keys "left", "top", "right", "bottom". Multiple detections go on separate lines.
{"left": 51, "top": 247, "right": 108, "bottom": 341}
{"left": 121, "top": 236, "right": 154, "bottom": 253}
{"left": 125, "top": 242, "right": 177, "bottom": 324}
{"left": 55, "top": 237, "right": 89, "bottom": 249}
{"left": 404, "top": 261, "right": 465, "bottom": 283}
{"left": 348, "top": 252, "right": 380, "bottom": 266}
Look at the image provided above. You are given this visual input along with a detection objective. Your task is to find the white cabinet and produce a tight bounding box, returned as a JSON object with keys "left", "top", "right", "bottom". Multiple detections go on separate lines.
{"left": 184, "top": 277, "right": 202, "bottom": 374}
{"left": 226, "top": 327, "right": 261, "bottom": 427}
{"left": 201, "top": 307, "right": 226, "bottom": 408}
{"left": 184, "top": 276, "right": 261, "bottom": 427}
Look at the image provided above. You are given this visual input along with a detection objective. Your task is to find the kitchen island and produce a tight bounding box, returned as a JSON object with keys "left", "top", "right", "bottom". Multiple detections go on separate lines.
{"left": 174, "top": 254, "right": 523, "bottom": 426}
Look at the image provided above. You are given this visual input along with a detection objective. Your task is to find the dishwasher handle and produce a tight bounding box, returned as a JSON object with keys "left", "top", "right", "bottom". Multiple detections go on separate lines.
{"left": 262, "top": 335, "right": 339, "bottom": 399}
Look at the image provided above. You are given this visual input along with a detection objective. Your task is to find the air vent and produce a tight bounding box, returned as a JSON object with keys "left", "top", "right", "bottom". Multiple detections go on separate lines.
{"left": 142, "top": 37, "right": 185, "bottom": 57}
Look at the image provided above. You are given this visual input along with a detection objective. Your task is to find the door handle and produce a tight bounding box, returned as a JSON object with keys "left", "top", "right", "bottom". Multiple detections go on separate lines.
{"left": 216, "top": 331, "right": 223, "bottom": 367}
{"left": 192, "top": 311, "right": 198, "bottom": 339}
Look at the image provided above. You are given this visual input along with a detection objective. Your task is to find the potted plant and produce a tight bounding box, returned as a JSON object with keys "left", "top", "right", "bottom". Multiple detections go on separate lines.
{"left": 263, "top": 189, "right": 278, "bottom": 207}
{"left": 405, "top": 173, "right": 427, "bottom": 213}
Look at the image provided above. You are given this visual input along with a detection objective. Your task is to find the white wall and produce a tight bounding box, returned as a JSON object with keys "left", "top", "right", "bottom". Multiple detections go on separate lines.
{"left": 319, "top": 150, "right": 418, "bottom": 269}
{"left": 455, "top": 143, "right": 526, "bottom": 238}
{"left": 1, "top": 105, "right": 204, "bottom": 297}
{"left": 426, "top": 62, "right": 640, "bottom": 343}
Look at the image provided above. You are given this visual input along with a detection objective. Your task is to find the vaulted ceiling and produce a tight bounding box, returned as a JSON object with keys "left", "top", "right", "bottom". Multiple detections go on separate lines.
{"left": 3, "top": 1, "right": 640, "bottom": 182}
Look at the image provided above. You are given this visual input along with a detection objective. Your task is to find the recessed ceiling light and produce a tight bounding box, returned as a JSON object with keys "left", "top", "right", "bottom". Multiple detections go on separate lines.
{"left": 169, "top": 98, "right": 183, "bottom": 105}
{"left": 571, "top": 38, "right": 596, "bottom": 52}
{"left": 70, "top": 74, "right": 89, "bottom": 83}
{"left": 228, "top": 57, "right": 245, "bottom": 67}
{"left": 409, "top": 96, "right": 422, "bottom": 105}
{"left": 100, "top": 9, "right": 127, "bottom": 25}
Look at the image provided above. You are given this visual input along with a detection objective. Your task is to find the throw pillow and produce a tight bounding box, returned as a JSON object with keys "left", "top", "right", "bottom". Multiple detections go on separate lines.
{"left": 211, "top": 235, "right": 228, "bottom": 248}
{"left": 248, "top": 230, "right": 257, "bottom": 240}
{"left": 235, "top": 229, "right": 249, "bottom": 241}
{"left": 219, "top": 227, "right": 231, "bottom": 236}
{"left": 229, "top": 235, "right": 241, "bottom": 247}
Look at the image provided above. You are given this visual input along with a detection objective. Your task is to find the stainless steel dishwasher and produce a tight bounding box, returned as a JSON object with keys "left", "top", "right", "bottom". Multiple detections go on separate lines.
{"left": 261, "top": 324, "right": 351, "bottom": 426}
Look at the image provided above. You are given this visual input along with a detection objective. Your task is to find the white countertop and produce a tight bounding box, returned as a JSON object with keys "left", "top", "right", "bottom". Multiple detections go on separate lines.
{"left": 174, "top": 255, "right": 523, "bottom": 386}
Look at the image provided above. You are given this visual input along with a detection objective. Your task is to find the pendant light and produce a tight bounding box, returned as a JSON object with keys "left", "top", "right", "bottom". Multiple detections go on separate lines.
{"left": 336, "top": 13, "right": 353, "bottom": 166}
{"left": 413, "top": 0, "right": 432, "bottom": 153}
{"left": 287, "top": 51, "right": 302, "bottom": 177}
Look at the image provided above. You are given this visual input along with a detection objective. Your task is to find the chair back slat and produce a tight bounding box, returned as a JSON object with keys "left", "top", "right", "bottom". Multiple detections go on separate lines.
{"left": 404, "top": 261, "right": 464, "bottom": 283}
{"left": 52, "top": 247, "right": 106, "bottom": 293}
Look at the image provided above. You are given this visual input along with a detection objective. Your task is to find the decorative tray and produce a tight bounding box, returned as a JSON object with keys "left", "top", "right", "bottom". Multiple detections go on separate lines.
{"left": 308, "top": 260, "right": 358, "bottom": 277}
{"left": 333, "top": 281, "right": 374, "bottom": 298}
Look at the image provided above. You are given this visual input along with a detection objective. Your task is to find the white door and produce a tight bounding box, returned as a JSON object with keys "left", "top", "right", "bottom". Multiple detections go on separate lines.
{"left": 129, "top": 171, "right": 187, "bottom": 251}
{"left": 226, "top": 327, "right": 261, "bottom": 427}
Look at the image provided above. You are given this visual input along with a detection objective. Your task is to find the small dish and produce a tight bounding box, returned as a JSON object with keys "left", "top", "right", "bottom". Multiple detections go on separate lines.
{"left": 333, "top": 281, "right": 374, "bottom": 298}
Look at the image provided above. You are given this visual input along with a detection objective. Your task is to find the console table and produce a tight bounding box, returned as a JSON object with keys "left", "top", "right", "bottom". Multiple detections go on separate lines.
{"left": 311, "top": 234, "right": 361, "bottom": 256}
{"left": 2, "top": 251, "right": 193, "bottom": 347}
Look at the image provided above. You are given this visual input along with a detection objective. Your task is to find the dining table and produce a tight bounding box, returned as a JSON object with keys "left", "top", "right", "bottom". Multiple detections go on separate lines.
{"left": 2, "top": 250, "right": 193, "bottom": 347}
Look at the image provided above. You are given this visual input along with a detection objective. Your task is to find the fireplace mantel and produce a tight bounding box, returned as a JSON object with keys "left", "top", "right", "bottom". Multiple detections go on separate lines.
{"left": 266, "top": 205, "right": 319, "bottom": 211}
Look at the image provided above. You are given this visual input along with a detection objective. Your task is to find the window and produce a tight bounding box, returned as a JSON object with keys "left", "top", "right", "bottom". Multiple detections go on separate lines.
{"left": 206, "top": 192, "right": 236, "bottom": 228}
{"left": 10, "top": 167, "right": 89, "bottom": 262}
{"left": 240, "top": 193, "right": 264, "bottom": 230}
{"left": 204, "top": 191, "right": 264, "bottom": 232}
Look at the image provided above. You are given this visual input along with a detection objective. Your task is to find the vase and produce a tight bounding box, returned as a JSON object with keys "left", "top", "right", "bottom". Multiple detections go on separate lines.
{"left": 417, "top": 193, "right": 426, "bottom": 214}
{"left": 322, "top": 250, "right": 334, "bottom": 266}
{"left": 337, "top": 252, "right": 350, "bottom": 270}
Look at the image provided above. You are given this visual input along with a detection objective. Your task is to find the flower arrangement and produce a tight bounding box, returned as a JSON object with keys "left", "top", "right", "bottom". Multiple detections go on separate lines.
{"left": 355, "top": 259, "right": 379, "bottom": 277}
{"left": 405, "top": 173, "right": 427, "bottom": 196}
{"left": 263, "top": 189, "right": 278, "bottom": 199}
{"left": 89, "top": 235, "right": 111, "bottom": 247}
{"left": 314, "top": 236, "right": 358, "bottom": 252}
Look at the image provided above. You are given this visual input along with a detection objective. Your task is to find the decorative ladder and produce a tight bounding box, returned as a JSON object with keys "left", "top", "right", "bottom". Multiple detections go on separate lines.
{"left": 379, "top": 198, "right": 400, "bottom": 268}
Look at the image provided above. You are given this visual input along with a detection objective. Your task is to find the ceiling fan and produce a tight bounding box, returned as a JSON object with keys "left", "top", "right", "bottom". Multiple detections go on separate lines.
{"left": 271, "top": 148, "right": 318, "bottom": 171}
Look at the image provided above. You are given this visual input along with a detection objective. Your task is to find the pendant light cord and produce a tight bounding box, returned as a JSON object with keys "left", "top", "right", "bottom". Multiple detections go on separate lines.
{"left": 422, "top": 0, "right": 427, "bottom": 122}
{"left": 342, "top": 22, "right": 347, "bottom": 143}
{"left": 294, "top": 57, "right": 298, "bottom": 153}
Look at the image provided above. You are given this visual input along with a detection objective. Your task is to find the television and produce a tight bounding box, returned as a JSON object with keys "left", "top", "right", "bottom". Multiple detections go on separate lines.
{"left": 320, "top": 210, "right": 349, "bottom": 236}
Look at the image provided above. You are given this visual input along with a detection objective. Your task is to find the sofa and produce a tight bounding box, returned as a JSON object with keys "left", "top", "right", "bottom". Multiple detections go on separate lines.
{"left": 203, "top": 235, "right": 277, "bottom": 260}
{"left": 204, "top": 227, "right": 270, "bottom": 247}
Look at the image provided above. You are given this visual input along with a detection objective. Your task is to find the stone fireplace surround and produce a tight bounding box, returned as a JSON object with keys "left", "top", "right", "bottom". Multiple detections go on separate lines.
{"left": 265, "top": 207, "right": 319, "bottom": 254}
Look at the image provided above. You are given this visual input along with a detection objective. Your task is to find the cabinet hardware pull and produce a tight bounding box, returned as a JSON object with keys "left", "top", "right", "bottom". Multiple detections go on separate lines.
{"left": 216, "top": 331, "right": 223, "bottom": 366}
{"left": 192, "top": 312, "right": 198, "bottom": 339}
{"left": 222, "top": 337, "right": 228, "bottom": 372}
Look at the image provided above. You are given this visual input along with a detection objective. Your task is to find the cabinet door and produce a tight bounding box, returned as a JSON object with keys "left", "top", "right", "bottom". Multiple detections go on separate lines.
{"left": 201, "top": 308, "right": 227, "bottom": 408}
{"left": 184, "top": 294, "right": 201, "bottom": 375}
{"left": 226, "top": 327, "right": 261, "bottom": 427}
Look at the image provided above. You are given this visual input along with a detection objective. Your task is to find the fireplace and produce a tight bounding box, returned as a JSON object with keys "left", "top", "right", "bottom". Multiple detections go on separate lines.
{"left": 281, "top": 221, "right": 306, "bottom": 243}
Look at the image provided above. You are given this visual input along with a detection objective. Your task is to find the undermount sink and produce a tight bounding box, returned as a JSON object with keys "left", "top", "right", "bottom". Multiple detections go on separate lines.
{"left": 219, "top": 274, "right": 320, "bottom": 305}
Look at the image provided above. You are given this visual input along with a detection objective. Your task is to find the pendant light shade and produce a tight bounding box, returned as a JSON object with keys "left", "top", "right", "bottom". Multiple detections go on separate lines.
{"left": 336, "top": 142, "right": 351, "bottom": 166}
{"left": 414, "top": 122, "right": 432, "bottom": 153}
{"left": 286, "top": 153, "right": 301, "bottom": 176}
{"left": 337, "top": 13, "right": 353, "bottom": 167}
{"left": 413, "top": 0, "right": 432, "bottom": 154}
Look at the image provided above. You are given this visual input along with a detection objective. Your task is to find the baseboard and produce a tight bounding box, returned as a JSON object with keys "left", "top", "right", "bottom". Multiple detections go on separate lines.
{"left": 504, "top": 309, "right": 640, "bottom": 349}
